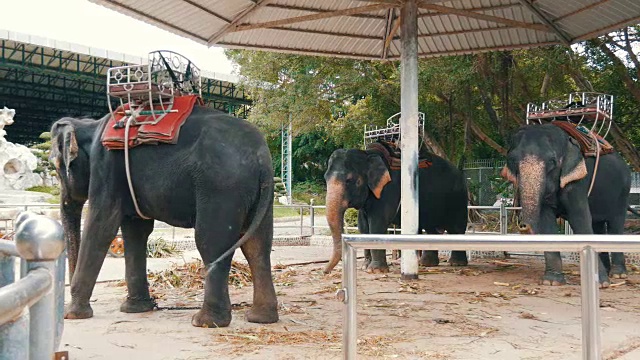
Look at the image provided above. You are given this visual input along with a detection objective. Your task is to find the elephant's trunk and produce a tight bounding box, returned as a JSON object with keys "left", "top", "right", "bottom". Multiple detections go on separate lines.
{"left": 323, "top": 178, "right": 348, "bottom": 274}
{"left": 517, "top": 155, "right": 545, "bottom": 233}
{"left": 61, "top": 199, "right": 85, "bottom": 282}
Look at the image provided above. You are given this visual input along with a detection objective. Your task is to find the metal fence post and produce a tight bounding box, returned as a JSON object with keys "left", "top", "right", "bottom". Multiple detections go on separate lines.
{"left": 14, "top": 213, "right": 65, "bottom": 360}
{"left": 340, "top": 239, "right": 357, "bottom": 360}
{"left": 309, "top": 199, "right": 315, "bottom": 236}
{"left": 299, "top": 205, "right": 304, "bottom": 236}
{"left": 499, "top": 201, "right": 507, "bottom": 235}
{"left": 54, "top": 251, "right": 66, "bottom": 350}
{"left": 580, "top": 245, "right": 601, "bottom": 360}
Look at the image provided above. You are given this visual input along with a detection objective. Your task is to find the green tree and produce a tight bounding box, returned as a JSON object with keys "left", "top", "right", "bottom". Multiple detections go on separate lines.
{"left": 29, "top": 132, "right": 57, "bottom": 186}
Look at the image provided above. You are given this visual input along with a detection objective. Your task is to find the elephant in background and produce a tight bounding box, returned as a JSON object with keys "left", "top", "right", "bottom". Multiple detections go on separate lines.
{"left": 501, "top": 123, "right": 631, "bottom": 287}
{"left": 50, "top": 106, "right": 278, "bottom": 328}
{"left": 323, "top": 140, "right": 469, "bottom": 274}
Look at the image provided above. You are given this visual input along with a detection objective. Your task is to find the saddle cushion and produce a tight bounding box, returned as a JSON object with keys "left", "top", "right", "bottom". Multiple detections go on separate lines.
{"left": 101, "top": 95, "right": 203, "bottom": 150}
{"left": 551, "top": 120, "right": 614, "bottom": 157}
{"left": 365, "top": 141, "right": 433, "bottom": 171}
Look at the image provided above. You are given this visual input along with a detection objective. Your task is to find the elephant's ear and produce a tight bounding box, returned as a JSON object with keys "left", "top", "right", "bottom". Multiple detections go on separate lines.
{"left": 50, "top": 121, "right": 78, "bottom": 177}
{"left": 367, "top": 154, "right": 391, "bottom": 199}
{"left": 560, "top": 137, "right": 588, "bottom": 189}
{"left": 500, "top": 165, "right": 517, "bottom": 184}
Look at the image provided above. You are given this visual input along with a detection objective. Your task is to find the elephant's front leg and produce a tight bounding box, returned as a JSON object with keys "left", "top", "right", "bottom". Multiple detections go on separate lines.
{"left": 561, "top": 191, "right": 610, "bottom": 287}
{"left": 357, "top": 211, "right": 372, "bottom": 270}
{"left": 365, "top": 218, "right": 389, "bottom": 274}
{"left": 65, "top": 204, "right": 121, "bottom": 319}
{"left": 542, "top": 252, "right": 566, "bottom": 286}
{"left": 120, "top": 217, "right": 156, "bottom": 314}
{"left": 605, "top": 217, "right": 628, "bottom": 279}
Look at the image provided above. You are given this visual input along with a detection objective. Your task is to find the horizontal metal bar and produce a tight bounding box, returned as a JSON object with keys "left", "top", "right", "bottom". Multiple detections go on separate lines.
{"left": 0, "top": 204, "right": 61, "bottom": 208}
{"left": 0, "top": 240, "right": 19, "bottom": 257}
{"left": 342, "top": 234, "right": 640, "bottom": 252}
{"left": 0, "top": 267, "right": 52, "bottom": 325}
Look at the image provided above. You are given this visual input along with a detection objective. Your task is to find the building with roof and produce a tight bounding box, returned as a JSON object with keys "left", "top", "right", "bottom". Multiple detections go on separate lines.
{"left": 0, "top": 29, "right": 251, "bottom": 144}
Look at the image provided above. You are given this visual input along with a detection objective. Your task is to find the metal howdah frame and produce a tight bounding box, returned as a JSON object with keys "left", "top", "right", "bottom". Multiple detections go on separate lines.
{"left": 526, "top": 92, "right": 614, "bottom": 138}
{"left": 105, "top": 50, "right": 202, "bottom": 124}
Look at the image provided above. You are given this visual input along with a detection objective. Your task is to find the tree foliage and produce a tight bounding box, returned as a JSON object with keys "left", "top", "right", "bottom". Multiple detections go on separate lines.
{"left": 29, "top": 131, "right": 57, "bottom": 186}
{"left": 225, "top": 25, "right": 640, "bottom": 184}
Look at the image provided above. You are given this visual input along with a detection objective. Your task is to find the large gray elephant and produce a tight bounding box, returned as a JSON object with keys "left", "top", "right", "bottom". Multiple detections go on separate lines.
{"left": 501, "top": 123, "right": 631, "bottom": 287}
{"left": 323, "top": 140, "right": 469, "bottom": 274}
{"left": 50, "top": 106, "right": 278, "bottom": 328}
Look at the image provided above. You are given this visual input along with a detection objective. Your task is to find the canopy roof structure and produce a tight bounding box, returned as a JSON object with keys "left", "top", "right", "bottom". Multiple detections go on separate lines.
{"left": 90, "top": 0, "right": 640, "bottom": 60}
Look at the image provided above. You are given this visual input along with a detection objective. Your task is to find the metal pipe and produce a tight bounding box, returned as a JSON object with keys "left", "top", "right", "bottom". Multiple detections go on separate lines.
{"left": 342, "top": 237, "right": 357, "bottom": 360}
{"left": 0, "top": 311, "right": 29, "bottom": 360}
{"left": 0, "top": 240, "right": 19, "bottom": 257}
{"left": 0, "top": 267, "right": 52, "bottom": 326}
{"left": 581, "top": 246, "right": 601, "bottom": 360}
{"left": 399, "top": 0, "right": 420, "bottom": 280}
{"left": 0, "top": 254, "right": 15, "bottom": 287}
{"left": 341, "top": 234, "right": 640, "bottom": 252}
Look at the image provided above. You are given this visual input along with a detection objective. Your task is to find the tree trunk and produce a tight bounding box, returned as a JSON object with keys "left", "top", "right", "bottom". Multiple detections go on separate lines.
{"left": 421, "top": 131, "right": 448, "bottom": 160}
{"left": 609, "top": 121, "right": 640, "bottom": 171}
{"left": 467, "top": 118, "right": 507, "bottom": 156}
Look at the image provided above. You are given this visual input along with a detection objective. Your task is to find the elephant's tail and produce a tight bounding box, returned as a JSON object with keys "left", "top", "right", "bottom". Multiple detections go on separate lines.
{"left": 207, "top": 165, "right": 274, "bottom": 271}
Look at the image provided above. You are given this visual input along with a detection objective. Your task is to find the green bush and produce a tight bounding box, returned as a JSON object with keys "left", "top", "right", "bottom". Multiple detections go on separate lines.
{"left": 344, "top": 208, "right": 358, "bottom": 228}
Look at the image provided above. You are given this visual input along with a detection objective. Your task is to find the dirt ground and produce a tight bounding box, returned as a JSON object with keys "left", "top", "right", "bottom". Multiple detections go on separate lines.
{"left": 60, "top": 250, "right": 640, "bottom": 360}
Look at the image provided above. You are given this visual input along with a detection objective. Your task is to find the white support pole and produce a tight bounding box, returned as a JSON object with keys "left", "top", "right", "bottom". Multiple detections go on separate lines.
{"left": 580, "top": 246, "right": 601, "bottom": 360}
{"left": 400, "top": 0, "right": 420, "bottom": 280}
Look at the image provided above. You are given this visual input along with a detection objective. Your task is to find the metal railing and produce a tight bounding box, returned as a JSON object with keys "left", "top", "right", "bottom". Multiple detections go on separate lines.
{"left": 0, "top": 211, "right": 67, "bottom": 360}
{"left": 338, "top": 233, "right": 640, "bottom": 360}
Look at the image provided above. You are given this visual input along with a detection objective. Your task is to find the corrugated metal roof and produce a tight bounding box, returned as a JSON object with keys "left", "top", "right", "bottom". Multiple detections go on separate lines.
{"left": 89, "top": 0, "right": 640, "bottom": 60}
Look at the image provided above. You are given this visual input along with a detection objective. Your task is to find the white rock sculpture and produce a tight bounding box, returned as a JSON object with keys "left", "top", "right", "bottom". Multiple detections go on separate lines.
{"left": 0, "top": 108, "right": 42, "bottom": 190}
{"left": 0, "top": 107, "right": 16, "bottom": 142}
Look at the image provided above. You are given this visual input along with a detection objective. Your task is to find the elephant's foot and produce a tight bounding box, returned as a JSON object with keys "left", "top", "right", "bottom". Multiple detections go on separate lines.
{"left": 191, "top": 308, "right": 231, "bottom": 328}
{"left": 246, "top": 305, "right": 279, "bottom": 324}
{"left": 366, "top": 261, "right": 389, "bottom": 274}
{"left": 120, "top": 297, "right": 156, "bottom": 313}
{"left": 419, "top": 251, "right": 439, "bottom": 267}
{"left": 361, "top": 257, "right": 372, "bottom": 271}
{"left": 448, "top": 251, "right": 468, "bottom": 267}
{"left": 598, "top": 272, "right": 611, "bottom": 289}
{"left": 540, "top": 272, "right": 566, "bottom": 286}
{"left": 64, "top": 302, "right": 93, "bottom": 319}
{"left": 610, "top": 265, "right": 628, "bottom": 279}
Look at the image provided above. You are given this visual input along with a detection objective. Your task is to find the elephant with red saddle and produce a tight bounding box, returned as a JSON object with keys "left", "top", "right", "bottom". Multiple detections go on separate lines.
{"left": 50, "top": 106, "right": 278, "bottom": 328}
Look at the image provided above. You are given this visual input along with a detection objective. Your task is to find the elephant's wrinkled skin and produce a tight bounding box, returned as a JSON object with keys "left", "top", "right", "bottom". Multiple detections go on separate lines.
{"left": 50, "top": 107, "right": 278, "bottom": 328}
{"left": 502, "top": 124, "right": 631, "bottom": 287}
{"left": 323, "top": 141, "right": 469, "bottom": 274}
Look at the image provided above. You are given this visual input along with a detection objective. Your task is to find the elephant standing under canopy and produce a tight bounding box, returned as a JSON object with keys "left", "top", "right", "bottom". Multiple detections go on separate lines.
{"left": 501, "top": 121, "right": 631, "bottom": 287}
{"left": 50, "top": 105, "right": 279, "bottom": 328}
{"left": 323, "top": 140, "right": 469, "bottom": 274}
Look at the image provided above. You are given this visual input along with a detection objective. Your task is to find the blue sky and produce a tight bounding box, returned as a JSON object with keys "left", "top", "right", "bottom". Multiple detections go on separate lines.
{"left": 3, "top": 0, "right": 236, "bottom": 75}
